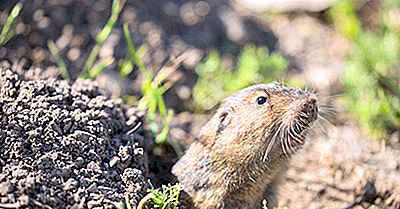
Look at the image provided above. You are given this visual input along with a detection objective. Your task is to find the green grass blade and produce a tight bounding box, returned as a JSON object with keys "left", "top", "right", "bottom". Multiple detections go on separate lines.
{"left": 155, "top": 110, "right": 173, "bottom": 144}
{"left": 156, "top": 89, "right": 167, "bottom": 117}
{"left": 168, "top": 136, "right": 183, "bottom": 157}
{"left": 148, "top": 91, "right": 158, "bottom": 114}
{"left": 82, "top": 45, "right": 100, "bottom": 75}
{"left": 376, "top": 72, "right": 400, "bottom": 97}
{"left": 123, "top": 24, "right": 147, "bottom": 75}
{"left": 3, "top": 30, "right": 16, "bottom": 44}
{"left": 0, "top": 2, "right": 23, "bottom": 45}
{"left": 82, "top": 0, "right": 125, "bottom": 75}
{"left": 118, "top": 58, "right": 133, "bottom": 78}
{"left": 87, "top": 57, "right": 114, "bottom": 78}
{"left": 47, "top": 40, "right": 70, "bottom": 80}
{"left": 96, "top": 0, "right": 121, "bottom": 43}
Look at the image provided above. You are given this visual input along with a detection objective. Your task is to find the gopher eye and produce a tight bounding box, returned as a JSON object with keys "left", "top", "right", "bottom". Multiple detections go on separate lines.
{"left": 256, "top": 96, "right": 268, "bottom": 105}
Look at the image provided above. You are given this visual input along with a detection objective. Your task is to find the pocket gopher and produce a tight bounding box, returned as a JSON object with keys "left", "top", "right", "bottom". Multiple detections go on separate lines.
{"left": 172, "top": 82, "right": 318, "bottom": 209}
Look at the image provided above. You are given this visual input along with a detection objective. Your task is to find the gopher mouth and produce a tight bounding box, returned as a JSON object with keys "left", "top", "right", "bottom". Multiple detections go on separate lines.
{"left": 288, "top": 96, "right": 319, "bottom": 144}
{"left": 262, "top": 121, "right": 311, "bottom": 162}
{"left": 288, "top": 123, "right": 310, "bottom": 146}
{"left": 279, "top": 107, "right": 319, "bottom": 157}
{"left": 263, "top": 94, "right": 318, "bottom": 161}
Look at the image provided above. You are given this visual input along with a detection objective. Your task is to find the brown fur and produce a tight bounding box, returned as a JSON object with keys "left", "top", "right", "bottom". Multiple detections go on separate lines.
{"left": 173, "top": 82, "right": 318, "bottom": 209}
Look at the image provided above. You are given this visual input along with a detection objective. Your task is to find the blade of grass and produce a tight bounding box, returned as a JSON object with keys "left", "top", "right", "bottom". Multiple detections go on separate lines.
{"left": 137, "top": 193, "right": 155, "bottom": 209}
{"left": 156, "top": 89, "right": 167, "bottom": 116}
{"left": 137, "top": 79, "right": 153, "bottom": 111}
{"left": 82, "top": 0, "right": 125, "bottom": 75}
{"left": 376, "top": 72, "right": 400, "bottom": 97}
{"left": 3, "top": 29, "right": 16, "bottom": 44}
{"left": 168, "top": 136, "right": 183, "bottom": 157}
{"left": 96, "top": 0, "right": 122, "bottom": 44}
{"left": 82, "top": 45, "right": 100, "bottom": 75}
{"left": 0, "top": 2, "right": 22, "bottom": 45}
{"left": 148, "top": 90, "right": 158, "bottom": 115}
{"left": 136, "top": 45, "right": 148, "bottom": 62}
{"left": 87, "top": 57, "right": 114, "bottom": 78}
{"left": 123, "top": 24, "right": 181, "bottom": 152}
{"left": 118, "top": 57, "right": 133, "bottom": 78}
{"left": 47, "top": 40, "right": 70, "bottom": 80}
{"left": 123, "top": 24, "right": 147, "bottom": 75}
{"left": 155, "top": 109, "right": 173, "bottom": 144}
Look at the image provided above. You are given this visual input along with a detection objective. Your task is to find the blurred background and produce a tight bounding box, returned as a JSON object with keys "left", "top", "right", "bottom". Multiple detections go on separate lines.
{"left": 0, "top": 0, "right": 399, "bottom": 208}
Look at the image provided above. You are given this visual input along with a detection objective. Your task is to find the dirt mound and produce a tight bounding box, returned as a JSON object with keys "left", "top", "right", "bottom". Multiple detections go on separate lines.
{"left": 0, "top": 63, "right": 149, "bottom": 208}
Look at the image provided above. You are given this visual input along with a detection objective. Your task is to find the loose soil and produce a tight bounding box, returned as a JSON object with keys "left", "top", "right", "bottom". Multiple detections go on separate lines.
{"left": 0, "top": 62, "right": 149, "bottom": 208}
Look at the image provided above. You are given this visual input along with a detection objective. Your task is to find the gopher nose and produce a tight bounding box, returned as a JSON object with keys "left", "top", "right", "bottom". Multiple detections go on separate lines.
{"left": 302, "top": 97, "right": 318, "bottom": 121}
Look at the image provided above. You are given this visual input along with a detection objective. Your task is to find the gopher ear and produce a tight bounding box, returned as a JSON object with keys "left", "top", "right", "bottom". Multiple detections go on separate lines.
{"left": 219, "top": 110, "right": 229, "bottom": 124}
{"left": 217, "top": 107, "right": 233, "bottom": 133}
{"left": 195, "top": 105, "right": 233, "bottom": 144}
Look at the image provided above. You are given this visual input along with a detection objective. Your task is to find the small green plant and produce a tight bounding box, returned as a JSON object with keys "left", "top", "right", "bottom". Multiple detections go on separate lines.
{"left": 48, "top": 0, "right": 125, "bottom": 80}
{"left": 327, "top": 0, "right": 361, "bottom": 39}
{"left": 120, "top": 183, "right": 182, "bottom": 209}
{"left": 47, "top": 40, "right": 69, "bottom": 80}
{"left": 48, "top": 6, "right": 179, "bottom": 151}
{"left": 0, "top": 2, "right": 22, "bottom": 46}
{"left": 193, "top": 45, "right": 288, "bottom": 111}
{"left": 368, "top": 205, "right": 378, "bottom": 209}
{"left": 343, "top": 32, "right": 400, "bottom": 139}
{"left": 330, "top": 0, "right": 400, "bottom": 140}
{"left": 47, "top": 2, "right": 179, "bottom": 153}
{"left": 145, "top": 183, "right": 182, "bottom": 209}
{"left": 123, "top": 24, "right": 181, "bottom": 154}
{"left": 80, "top": 0, "right": 124, "bottom": 78}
